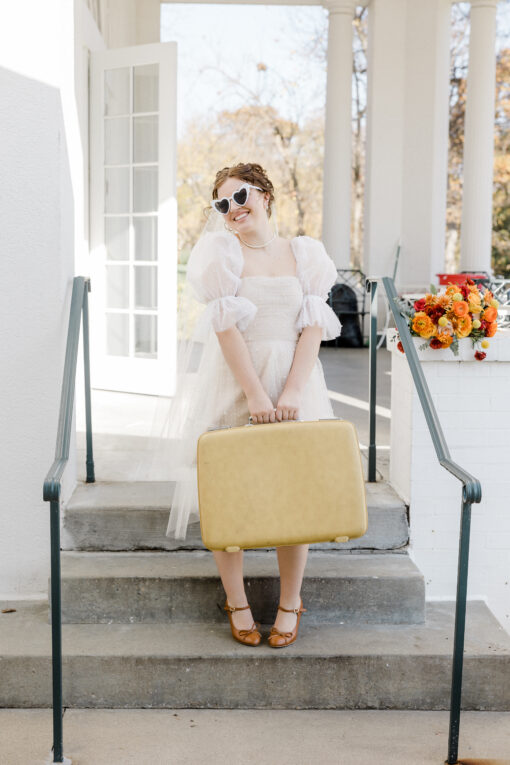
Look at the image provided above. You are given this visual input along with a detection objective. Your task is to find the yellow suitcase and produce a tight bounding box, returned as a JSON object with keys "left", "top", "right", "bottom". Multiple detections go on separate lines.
{"left": 196, "top": 418, "right": 368, "bottom": 551}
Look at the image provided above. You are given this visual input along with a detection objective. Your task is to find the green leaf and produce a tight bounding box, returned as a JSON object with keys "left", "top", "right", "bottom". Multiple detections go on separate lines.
{"left": 429, "top": 283, "right": 437, "bottom": 295}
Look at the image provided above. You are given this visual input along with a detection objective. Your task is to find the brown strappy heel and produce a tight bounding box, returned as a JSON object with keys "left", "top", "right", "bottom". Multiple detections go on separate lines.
{"left": 267, "top": 598, "right": 307, "bottom": 648}
{"left": 223, "top": 601, "right": 262, "bottom": 646}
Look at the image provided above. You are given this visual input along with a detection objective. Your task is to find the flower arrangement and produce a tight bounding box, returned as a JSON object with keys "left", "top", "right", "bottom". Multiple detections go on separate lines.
{"left": 391, "top": 279, "right": 499, "bottom": 360}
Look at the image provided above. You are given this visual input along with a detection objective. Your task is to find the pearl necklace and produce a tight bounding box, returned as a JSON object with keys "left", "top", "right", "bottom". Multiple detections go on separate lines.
{"left": 237, "top": 231, "right": 278, "bottom": 249}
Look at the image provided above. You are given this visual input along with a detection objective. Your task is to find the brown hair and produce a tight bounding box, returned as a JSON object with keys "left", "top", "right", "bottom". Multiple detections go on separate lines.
{"left": 210, "top": 162, "right": 275, "bottom": 219}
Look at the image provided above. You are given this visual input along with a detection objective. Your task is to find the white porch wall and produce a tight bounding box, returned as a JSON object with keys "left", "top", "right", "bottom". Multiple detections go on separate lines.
{"left": 388, "top": 329, "right": 510, "bottom": 636}
{"left": 104, "top": 0, "right": 161, "bottom": 46}
{"left": 0, "top": 0, "right": 104, "bottom": 599}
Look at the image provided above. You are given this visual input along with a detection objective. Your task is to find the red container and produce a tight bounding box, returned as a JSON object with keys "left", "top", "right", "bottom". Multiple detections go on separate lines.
{"left": 436, "top": 273, "right": 487, "bottom": 286}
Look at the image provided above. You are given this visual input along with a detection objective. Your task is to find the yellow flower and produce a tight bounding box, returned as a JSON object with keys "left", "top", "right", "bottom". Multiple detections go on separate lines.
{"left": 468, "top": 296, "right": 482, "bottom": 313}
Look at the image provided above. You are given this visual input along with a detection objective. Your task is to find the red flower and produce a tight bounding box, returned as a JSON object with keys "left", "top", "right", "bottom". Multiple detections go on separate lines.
{"left": 397, "top": 340, "right": 404, "bottom": 353}
{"left": 414, "top": 298, "right": 426, "bottom": 311}
{"left": 474, "top": 350, "right": 486, "bottom": 361}
{"left": 429, "top": 337, "right": 443, "bottom": 349}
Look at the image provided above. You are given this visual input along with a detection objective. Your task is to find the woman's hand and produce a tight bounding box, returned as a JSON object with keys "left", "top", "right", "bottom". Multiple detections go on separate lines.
{"left": 275, "top": 386, "right": 302, "bottom": 421}
{"left": 247, "top": 391, "right": 277, "bottom": 424}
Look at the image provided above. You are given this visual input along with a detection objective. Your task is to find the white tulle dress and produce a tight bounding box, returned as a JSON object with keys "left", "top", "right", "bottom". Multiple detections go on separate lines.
{"left": 166, "top": 231, "right": 343, "bottom": 540}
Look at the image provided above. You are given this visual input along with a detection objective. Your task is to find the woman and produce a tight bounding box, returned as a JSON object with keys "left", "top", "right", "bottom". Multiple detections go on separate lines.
{"left": 166, "top": 162, "right": 342, "bottom": 648}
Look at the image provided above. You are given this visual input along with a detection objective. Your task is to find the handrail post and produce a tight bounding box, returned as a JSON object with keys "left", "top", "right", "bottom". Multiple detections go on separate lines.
{"left": 445, "top": 496, "right": 473, "bottom": 765}
{"left": 367, "top": 278, "right": 378, "bottom": 481}
{"left": 50, "top": 497, "right": 64, "bottom": 763}
{"left": 43, "top": 275, "right": 95, "bottom": 764}
{"left": 82, "top": 279, "right": 95, "bottom": 483}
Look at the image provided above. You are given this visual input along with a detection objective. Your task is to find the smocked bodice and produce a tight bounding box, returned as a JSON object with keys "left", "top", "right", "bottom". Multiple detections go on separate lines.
{"left": 236, "top": 276, "right": 303, "bottom": 343}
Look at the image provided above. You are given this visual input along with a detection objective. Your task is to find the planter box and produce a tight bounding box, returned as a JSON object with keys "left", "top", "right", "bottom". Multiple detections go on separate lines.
{"left": 386, "top": 327, "right": 510, "bottom": 637}
{"left": 387, "top": 326, "right": 510, "bottom": 362}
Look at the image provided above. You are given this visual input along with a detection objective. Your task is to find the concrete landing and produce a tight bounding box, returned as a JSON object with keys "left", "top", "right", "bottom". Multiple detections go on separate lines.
{"left": 1, "top": 708, "right": 510, "bottom": 765}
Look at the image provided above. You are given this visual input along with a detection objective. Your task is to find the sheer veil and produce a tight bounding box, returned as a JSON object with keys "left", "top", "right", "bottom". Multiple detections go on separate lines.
{"left": 133, "top": 200, "right": 280, "bottom": 525}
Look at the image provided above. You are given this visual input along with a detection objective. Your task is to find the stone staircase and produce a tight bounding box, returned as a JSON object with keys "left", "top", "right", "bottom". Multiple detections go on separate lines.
{"left": 2, "top": 479, "right": 510, "bottom": 709}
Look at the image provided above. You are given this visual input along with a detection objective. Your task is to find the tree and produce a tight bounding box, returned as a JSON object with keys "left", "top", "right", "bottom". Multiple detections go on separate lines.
{"left": 177, "top": 103, "right": 325, "bottom": 259}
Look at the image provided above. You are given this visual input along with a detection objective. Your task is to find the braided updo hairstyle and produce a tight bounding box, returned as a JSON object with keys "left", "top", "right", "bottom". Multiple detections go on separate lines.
{"left": 211, "top": 162, "right": 275, "bottom": 219}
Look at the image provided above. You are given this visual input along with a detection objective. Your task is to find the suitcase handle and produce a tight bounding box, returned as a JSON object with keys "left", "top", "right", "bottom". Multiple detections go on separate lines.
{"left": 247, "top": 413, "right": 303, "bottom": 425}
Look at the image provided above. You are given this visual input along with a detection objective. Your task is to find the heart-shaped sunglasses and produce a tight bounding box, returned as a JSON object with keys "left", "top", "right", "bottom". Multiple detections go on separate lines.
{"left": 211, "top": 183, "right": 263, "bottom": 215}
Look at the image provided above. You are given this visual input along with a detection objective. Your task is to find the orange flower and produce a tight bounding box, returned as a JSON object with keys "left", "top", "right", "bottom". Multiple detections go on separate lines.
{"left": 486, "top": 321, "right": 498, "bottom": 337}
{"left": 483, "top": 306, "right": 497, "bottom": 322}
{"left": 454, "top": 315, "right": 472, "bottom": 338}
{"left": 452, "top": 300, "right": 469, "bottom": 317}
{"left": 436, "top": 332, "right": 453, "bottom": 348}
{"left": 412, "top": 312, "right": 435, "bottom": 338}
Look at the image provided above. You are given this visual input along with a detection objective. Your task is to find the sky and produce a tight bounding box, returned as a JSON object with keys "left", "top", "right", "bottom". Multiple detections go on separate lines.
{"left": 160, "top": 3, "right": 329, "bottom": 139}
{"left": 160, "top": 1, "right": 510, "bottom": 140}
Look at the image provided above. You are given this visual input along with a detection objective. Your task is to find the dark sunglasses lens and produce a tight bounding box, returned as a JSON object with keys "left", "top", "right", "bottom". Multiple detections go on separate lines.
{"left": 215, "top": 198, "right": 229, "bottom": 214}
{"left": 232, "top": 187, "right": 248, "bottom": 206}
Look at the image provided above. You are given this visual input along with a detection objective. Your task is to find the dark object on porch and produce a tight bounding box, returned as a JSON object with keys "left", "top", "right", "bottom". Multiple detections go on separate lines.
{"left": 323, "top": 281, "right": 364, "bottom": 348}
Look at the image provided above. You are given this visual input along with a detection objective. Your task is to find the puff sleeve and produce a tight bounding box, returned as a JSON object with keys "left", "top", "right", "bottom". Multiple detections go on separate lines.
{"left": 186, "top": 231, "right": 258, "bottom": 337}
{"left": 294, "top": 236, "right": 342, "bottom": 341}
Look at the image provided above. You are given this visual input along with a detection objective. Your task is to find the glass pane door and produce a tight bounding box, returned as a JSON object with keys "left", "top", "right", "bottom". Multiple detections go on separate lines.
{"left": 104, "top": 62, "right": 158, "bottom": 359}
{"left": 90, "top": 43, "right": 177, "bottom": 395}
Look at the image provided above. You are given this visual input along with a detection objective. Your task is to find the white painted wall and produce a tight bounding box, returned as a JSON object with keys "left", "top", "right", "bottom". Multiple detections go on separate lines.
{"left": 0, "top": 0, "right": 104, "bottom": 598}
{"left": 388, "top": 328, "right": 510, "bottom": 636}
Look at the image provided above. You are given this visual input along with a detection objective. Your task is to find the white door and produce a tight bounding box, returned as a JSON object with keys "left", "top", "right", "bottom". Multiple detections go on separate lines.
{"left": 89, "top": 42, "right": 177, "bottom": 395}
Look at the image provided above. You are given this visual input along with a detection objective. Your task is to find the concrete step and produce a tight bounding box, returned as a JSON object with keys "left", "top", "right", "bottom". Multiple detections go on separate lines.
{"left": 54, "top": 551, "right": 425, "bottom": 625}
{"left": 2, "top": 600, "right": 509, "bottom": 709}
{"left": 62, "top": 480, "right": 409, "bottom": 552}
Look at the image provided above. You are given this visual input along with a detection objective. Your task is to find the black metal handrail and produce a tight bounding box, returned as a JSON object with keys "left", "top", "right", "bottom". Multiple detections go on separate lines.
{"left": 42, "top": 276, "right": 95, "bottom": 763}
{"left": 366, "top": 275, "right": 482, "bottom": 765}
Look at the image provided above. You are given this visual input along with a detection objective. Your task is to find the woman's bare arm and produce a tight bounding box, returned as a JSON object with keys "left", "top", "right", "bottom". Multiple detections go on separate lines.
{"left": 215, "top": 325, "right": 267, "bottom": 399}
{"left": 216, "top": 324, "right": 323, "bottom": 422}
{"left": 276, "top": 326, "right": 322, "bottom": 419}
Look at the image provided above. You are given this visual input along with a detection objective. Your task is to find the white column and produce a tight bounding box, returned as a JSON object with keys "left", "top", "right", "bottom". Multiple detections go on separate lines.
{"left": 322, "top": 0, "right": 357, "bottom": 268}
{"left": 460, "top": 0, "right": 498, "bottom": 274}
{"left": 363, "top": 0, "right": 407, "bottom": 283}
{"left": 398, "top": 0, "right": 451, "bottom": 293}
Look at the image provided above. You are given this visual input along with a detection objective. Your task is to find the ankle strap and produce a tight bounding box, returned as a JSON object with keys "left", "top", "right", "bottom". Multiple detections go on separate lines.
{"left": 224, "top": 602, "right": 250, "bottom": 612}
{"left": 278, "top": 603, "right": 305, "bottom": 614}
